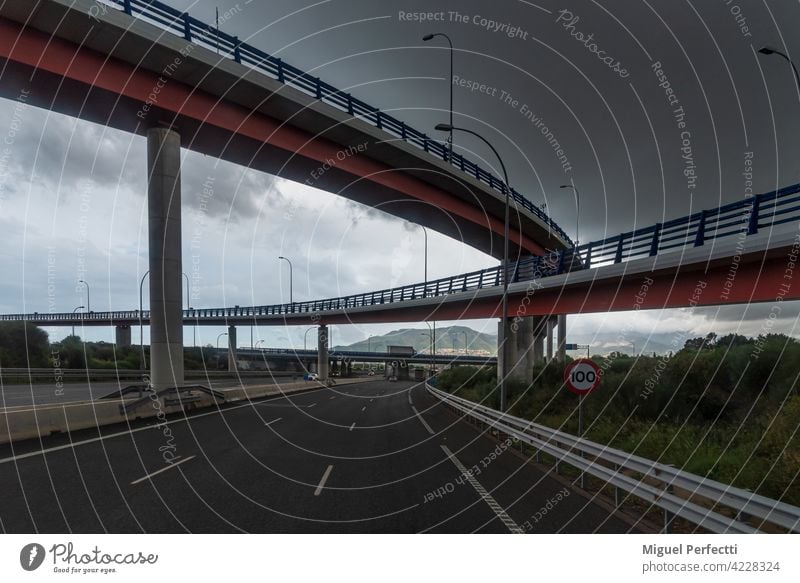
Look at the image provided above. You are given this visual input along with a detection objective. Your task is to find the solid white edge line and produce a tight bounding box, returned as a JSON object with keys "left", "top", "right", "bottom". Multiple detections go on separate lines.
{"left": 412, "top": 405, "right": 435, "bottom": 435}
{"left": 440, "top": 445, "right": 523, "bottom": 534}
{"left": 264, "top": 417, "right": 282, "bottom": 426}
{"left": 130, "top": 455, "right": 196, "bottom": 485}
{"left": 314, "top": 464, "right": 334, "bottom": 496}
{"left": 349, "top": 422, "right": 356, "bottom": 431}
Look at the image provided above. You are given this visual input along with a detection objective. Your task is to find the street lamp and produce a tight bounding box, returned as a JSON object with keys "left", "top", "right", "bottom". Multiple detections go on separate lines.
{"left": 422, "top": 32, "right": 454, "bottom": 160}
{"left": 559, "top": 182, "right": 580, "bottom": 247}
{"left": 256, "top": 339, "right": 265, "bottom": 349}
{"left": 463, "top": 330, "right": 468, "bottom": 355}
{"left": 758, "top": 46, "right": 800, "bottom": 94}
{"left": 435, "top": 122, "right": 510, "bottom": 412}
{"left": 71, "top": 305, "right": 84, "bottom": 337}
{"left": 421, "top": 330, "right": 434, "bottom": 374}
{"left": 416, "top": 224, "right": 436, "bottom": 368}
{"left": 303, "top": 326, "right": 315, "bottom": 351}
{"left": 78, "top": 279, "right": 90, "bottom": 312}
{"left": 367, "top": 335, "right": 374, "bottom": 352}
{"left": 216, "top": 332, "right": 228, "bottom": 349}
{"left": 278, "top": 256, "right": 293, "bottom": 304}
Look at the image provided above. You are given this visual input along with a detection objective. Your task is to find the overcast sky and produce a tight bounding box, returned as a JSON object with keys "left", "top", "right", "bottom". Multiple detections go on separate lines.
{"left": 2, "top": 0, "right": 800, "bottom": 353}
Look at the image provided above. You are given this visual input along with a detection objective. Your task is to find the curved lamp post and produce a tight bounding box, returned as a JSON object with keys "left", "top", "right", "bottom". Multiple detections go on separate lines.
{"left": 71, "top": 305, "right": 84, "bottom": 337}
{"left": 422, "top": 32, "right": 454, "bottom": 160}
{"left": 435, "top": 122, "right": 510, "bottom": 411}
{"left": 278, "top": 256, "right": 293, "bottom": 304}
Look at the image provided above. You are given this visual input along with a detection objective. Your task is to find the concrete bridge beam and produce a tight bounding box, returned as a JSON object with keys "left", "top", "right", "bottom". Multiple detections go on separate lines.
{"left": 227, "top": 325, "right": 238, "bottom": 371}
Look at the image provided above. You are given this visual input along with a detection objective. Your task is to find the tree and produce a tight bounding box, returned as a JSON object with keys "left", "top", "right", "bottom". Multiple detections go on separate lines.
{"left": 0, "top": 322, "right": 49, "bottom": 367}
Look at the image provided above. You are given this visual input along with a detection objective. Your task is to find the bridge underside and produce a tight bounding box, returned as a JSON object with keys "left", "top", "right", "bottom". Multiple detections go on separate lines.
{"left": 0, "top": 16, "right": 548, "bottom": 259}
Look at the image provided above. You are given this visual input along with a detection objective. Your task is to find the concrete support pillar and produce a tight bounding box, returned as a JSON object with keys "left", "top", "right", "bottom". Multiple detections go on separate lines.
{"left": 532, "top": 317, "right": 546, "bottom": 365}
{"left": 546, "top": 317, "right": 555, "bottom": 362}
{"left": 227, "top": 325, "right": 237, "bottom": 371}
{"left": 115, "top": 325, "right": 132, "bottom": 348}
{"left": 318, "top": 325, "right": 329, "bottom": 380}
{"left": 498, "top": 317, "right": 535, "bottom": 385}
{"left": 557, "top": 314, "right": 567, "bottom": 363}
{"left": 147, "top": 127, "right": 184, "bottom": 390}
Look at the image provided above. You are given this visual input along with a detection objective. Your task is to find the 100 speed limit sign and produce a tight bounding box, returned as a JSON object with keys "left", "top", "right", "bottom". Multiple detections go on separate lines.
{"left": 564, "top": 359, "right": 601, "bottom": 395}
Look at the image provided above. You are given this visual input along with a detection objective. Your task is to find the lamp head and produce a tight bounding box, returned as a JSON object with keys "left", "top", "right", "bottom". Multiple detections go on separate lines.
{"left": 559, "top": 184, "right": 572, "bottom": 189}
{"left": 422, "top": 34, "right": 434, "bottom": 41}
{"left": 435, "top": 123, "right": 453, "bottom": 132}
{"left": 758, "top": 46, "right": 776, "bottom": 55}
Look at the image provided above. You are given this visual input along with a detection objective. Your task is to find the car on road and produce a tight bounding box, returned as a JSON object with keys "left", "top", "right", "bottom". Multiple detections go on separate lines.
{"left": 307, "top": 373, "right": 319, "bottom": 381}
{"left": 368, "top": 370, "right": 375, "bottom": 376}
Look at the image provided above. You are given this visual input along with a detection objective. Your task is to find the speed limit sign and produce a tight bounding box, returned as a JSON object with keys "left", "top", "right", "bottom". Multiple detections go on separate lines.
{"left": 564, "top": 359, "right": 601, "bottom": 395}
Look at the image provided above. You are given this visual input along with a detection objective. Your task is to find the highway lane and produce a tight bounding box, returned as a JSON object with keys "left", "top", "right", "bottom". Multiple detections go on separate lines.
{"left": 0, "top": 380, "right": 637, "bottom": 533}
{"left": 0, "top": 374, "right": 306, "bottom": 408}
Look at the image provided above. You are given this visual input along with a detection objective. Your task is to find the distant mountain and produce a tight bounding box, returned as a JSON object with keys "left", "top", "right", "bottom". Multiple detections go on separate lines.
{"left": 333, "top": 325, "right": 497, "bottom": 355}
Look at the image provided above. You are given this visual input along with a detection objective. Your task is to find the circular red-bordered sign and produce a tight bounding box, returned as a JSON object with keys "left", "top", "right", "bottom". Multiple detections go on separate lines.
{"left": 564, "top": 359, "right": 601, "bottom": 395}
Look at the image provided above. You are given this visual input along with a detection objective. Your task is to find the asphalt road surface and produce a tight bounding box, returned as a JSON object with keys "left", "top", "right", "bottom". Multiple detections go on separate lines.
{"left": 0, "top": 374, "right": 303, "bottom": 408}
{"left": 0, "top": 380, "right": 638, "bottom": 533}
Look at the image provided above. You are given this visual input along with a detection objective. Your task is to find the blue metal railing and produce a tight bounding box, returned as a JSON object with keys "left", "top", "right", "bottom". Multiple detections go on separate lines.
{"left": 3, "top": 181, "right": 798, "bottom": 326}
{"left": 99, "top": 0, "right": 572, "bottom": 244}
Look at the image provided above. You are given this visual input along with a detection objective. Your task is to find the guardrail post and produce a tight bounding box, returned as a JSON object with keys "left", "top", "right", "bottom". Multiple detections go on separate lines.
{"left": 583, "top": 243, "right": 592, "bottom": 268}
{"left": 736, "top": 489, "right": 753, "bottom": 523}
{"left": 556, "top": 249, "right": 566, "bottom": 275}
{"left": 347, "top": 94, "right": 354, "bottom": 115}
{"left": 694, "top": 210, "right": 707, "bottom": 247}
{"left": 182, "top": 13, "right": 192, "bottom": 41}
{"left": 748, "top": 195, "right": 760, "bottom": 235}
{"left": 123, "top": 0, "right": 132, "bottom": 15}
{"left": 663, "top": 466, "right": 676, "bottom": 533}
{"left": 233, "top": 37, "right": 241, "bottom": 63}
{"left": 276, "top": 59, "right": 285, "bottom": 82}
{"left": 375, "top": 111, "right": 382, "bottom": 129}
{"left": 614, "top": 464, "right": 621, "bottom": 508}
{"left": 614, "top": 234, "right": 625, "bottom": 263}
{"left": 649, "top": 223, "right": 661, "bottom": 256}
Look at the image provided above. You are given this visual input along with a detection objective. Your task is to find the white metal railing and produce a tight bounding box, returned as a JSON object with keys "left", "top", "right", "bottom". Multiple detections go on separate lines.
{"left": 427, "top": 384, "right": 800, "bottom": 534}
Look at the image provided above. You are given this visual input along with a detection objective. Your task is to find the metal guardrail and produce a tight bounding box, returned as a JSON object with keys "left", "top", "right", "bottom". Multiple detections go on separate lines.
{"left": 0, "top": 367, "right": 299, "bottom": 379}
{"left": 427, "top": 384, "right": 800, "bottom": 534}
{"left": 3, "top": 180, "right": 798, "bottom": 325}
{"left": 96, "top": 0, "right": 571, "bottom": 244}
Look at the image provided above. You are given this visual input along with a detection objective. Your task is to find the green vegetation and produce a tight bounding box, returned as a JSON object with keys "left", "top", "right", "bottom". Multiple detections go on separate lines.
{"left": 437, "top": 333, "right": 800, "bottom": 505}
{"left": 0, "top": 322, "right": 50, "bottom": 367}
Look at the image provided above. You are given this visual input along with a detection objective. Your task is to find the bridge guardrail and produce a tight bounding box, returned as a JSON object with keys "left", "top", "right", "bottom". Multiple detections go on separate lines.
{"left": 4, "top": 179, "right": 798, "bottom": 325}
{"left": 102, "top": 0, "right": 571, "bottom": 244}
{"left": 427, "top": 384, "right": 800, "bottom": 534}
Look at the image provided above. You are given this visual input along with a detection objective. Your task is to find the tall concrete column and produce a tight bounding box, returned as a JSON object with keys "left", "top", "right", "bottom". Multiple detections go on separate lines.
{"left": 546, "top": 317, "right": 555, "bottom": 362}
{"left": 227, "top": 325, "right": 238, "bottom": 371}
{"left": 318, "top": 325, "right": 329, "bottom": 380}
{"left": 557, "top": 314, "right": 567, "bottom": 363}
{"left": 115, "top": 325, "right": 132, "bottom": 347}
{"left": 532, "top": 316, "right": 546, "bottom": 365}
{"left": 498, "top": 317, "right": 535, "bottom": 385}
{"left": 147, "top": 127, "right": 184, "bottom": 390}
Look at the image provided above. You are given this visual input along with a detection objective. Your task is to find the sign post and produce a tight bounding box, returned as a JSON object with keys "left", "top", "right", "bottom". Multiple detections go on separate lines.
{"left": 564, "top": 359, "right": 601, "bottom": 488}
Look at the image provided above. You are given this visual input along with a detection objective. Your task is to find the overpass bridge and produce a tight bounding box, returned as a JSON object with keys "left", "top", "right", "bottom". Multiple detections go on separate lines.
{"left": 4, "top": 181, "right": 800, "bottom": 382}
{"left": 0, "top": 0, "right": 575, "bottom": 390}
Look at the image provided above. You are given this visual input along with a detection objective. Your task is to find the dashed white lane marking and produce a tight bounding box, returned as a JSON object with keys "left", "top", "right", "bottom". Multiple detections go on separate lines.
{"left": 349, "top": 422, "right": 356, "bottom": 431}
{"left": 329, "top": 396, "right": 336, "bottom": 400}
{"left": 361, "top": 406, "right": 366, "bottom": 411}
{"left": 314, "top": 464, "right": 334, "bottom": 496}
{"left": 412, "top": 405, "right": 435, "bottom": 435}
{"left": 407, "top": 391, "right": 413, "bottom": 405}
{"left": 440, "top": 445, "right": 523, "bottom": 534}
{"left": 131, "top": 455, "right": 196, "bottom": 485}
{"left": 308, "top": 403, "right": 316, "bottom": 408}
{"left": 264, "top": 418, "right": 282, "bottom": 427}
